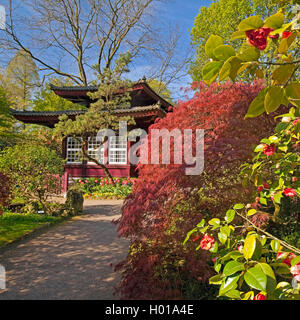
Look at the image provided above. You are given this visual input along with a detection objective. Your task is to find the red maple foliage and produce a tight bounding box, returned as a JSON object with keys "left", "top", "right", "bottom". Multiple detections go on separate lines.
{"left": 0, "top": 172, "right": 11, "bottom": 214}
{"left": 115, "top": 81, "right": 280, "bottom": 299}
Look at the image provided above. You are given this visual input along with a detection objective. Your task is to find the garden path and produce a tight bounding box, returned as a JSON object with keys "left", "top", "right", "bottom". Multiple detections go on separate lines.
{"left": 0, "top": 200, "right": 128, "bottom": 300}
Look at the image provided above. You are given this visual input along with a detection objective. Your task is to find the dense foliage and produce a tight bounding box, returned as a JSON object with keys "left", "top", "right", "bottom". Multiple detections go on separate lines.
{"left": 77, "top": 177, "right": 136, "bottom": 199}
{"left": 189, "top": 0, "right": 291, "bottom": 81}
{"left": 116, "top": 81, "right": 280, "bottom": 299}
{"left": 0, "top": 172, "right": 11, "bottom": 215}
{"left": 184, "top": 5, "right": 300, "bottom": 300}
{"left": 0, "top": 144, "right": 65, "bottom": 213}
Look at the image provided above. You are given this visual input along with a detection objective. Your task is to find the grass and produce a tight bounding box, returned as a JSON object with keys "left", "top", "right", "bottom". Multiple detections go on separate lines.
{"left": 0, "top": 211, "right": 63, "bottom": 247}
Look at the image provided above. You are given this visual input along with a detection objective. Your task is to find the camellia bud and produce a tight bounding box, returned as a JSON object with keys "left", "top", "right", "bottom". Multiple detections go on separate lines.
{"left": 254, "top": 293, "right": 266, "bottom": 300}
{"left": 281, "top": 117, "right": 291, "bottom": 123}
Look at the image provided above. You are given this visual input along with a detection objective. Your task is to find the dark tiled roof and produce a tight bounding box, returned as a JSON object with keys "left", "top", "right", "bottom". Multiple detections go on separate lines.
{"left": 10, "top": 104, "right": 166, "bottom": 117}
{"left": 50, "top": 85, "right": 98, "bottom": 92}
{"left": 9, "top": 109, "right": 85, "bottom": 117}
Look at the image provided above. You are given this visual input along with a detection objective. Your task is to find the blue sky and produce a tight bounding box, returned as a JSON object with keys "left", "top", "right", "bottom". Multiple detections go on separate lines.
{"left": 0, "top": 0, "right": 213, "bottom": 102}
{"left": 126, "top": 0, "right": 213, "bottom": 101}
{"left": 154, "top": 0, "right": 213, "bottom": 100}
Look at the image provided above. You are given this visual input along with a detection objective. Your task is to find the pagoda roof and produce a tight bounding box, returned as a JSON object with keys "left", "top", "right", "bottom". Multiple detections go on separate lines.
{"left": 10, "top": 104, "right": 167, "bottom": 128}
{"left": 50, "top": 80, "right": 172, "bottom": 110}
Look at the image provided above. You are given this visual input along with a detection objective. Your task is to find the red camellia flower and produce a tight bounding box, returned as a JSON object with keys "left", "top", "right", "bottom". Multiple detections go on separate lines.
{"left": 246, "top": 27, "right": 273, "bottom": 50}
{"left": 276, "top": 252, "right": 297, "bottom": 266}
{"left": 262, "top": 144, "right": 276, "bottom": 156}
{"left": 282, "top": 31, "right": 292, "bottom": 39}
{"left": 257, "top": 186, "right": 263, "bottom": 193}
{"left": 200, "top": 234, "right": 215, "bottom": 250}
{"left": 254, "top": 293, "right": 266, "bottom": 300}
{"left": 283, "top": 188, "right": 297, "bottom": 197}
{"left": 291, "top": 263, "right": 300, "bottom": 282}
{"left": 293, "top": 119, "right": 300, "bottom": 126}
{"left": 263, "top": 183, "right": 270, "bottom": 189}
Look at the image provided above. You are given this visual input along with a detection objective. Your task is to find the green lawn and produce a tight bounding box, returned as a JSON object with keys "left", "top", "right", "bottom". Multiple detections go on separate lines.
{"left": 0, "top": 212, "right": 63, "bottom": 247}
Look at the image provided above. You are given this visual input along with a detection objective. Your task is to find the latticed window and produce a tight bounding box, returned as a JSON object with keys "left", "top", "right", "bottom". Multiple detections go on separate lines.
{"left": 66, "top": 137, "right": 82, "bottom": 163}
{"left": 108, "top": 136, "right": 127, "bottom": 164}
{"left": 87, "top": 136, "right": 105, "bottom": 164}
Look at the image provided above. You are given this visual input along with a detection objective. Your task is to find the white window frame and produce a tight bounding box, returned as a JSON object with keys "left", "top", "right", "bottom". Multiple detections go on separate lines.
{"left": 87, "top": 136, "right": 105, "bottom": 165}
{"left": 66, "top": 137, "right": 82, "bottom": 164}
{"left": 108, "top": 136, "right": 127, "bottom": 165}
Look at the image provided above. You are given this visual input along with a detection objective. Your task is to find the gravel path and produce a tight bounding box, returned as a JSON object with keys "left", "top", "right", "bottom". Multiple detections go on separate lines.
{"left": 0, "top": 200, "right": 128, "bottom": 300}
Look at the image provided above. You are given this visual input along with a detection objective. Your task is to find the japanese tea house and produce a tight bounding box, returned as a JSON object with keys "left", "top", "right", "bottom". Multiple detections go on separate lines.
{"left": 10, "top": 80, "right": 173, "bottom": 187}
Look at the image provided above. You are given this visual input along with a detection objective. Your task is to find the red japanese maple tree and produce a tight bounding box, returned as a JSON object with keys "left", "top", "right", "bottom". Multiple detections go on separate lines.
{"left": 116, "top": 81, "right": 282, "bottom": 299}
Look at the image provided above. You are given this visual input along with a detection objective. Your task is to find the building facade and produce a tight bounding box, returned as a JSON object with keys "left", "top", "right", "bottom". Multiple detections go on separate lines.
{"left": 11, "top": 80, "right": 172, "bottom": 187}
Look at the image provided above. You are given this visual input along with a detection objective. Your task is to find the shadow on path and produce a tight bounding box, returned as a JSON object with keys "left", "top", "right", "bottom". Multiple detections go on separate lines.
{"left": 0, "top": 200, "right": 128, "bottom": 300}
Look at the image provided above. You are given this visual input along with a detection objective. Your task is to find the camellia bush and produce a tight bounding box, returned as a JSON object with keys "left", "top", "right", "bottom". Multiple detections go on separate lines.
{"left": 116, "top": 81, "right": 282, "bottom": 300}
{"left": 185, "top": 6, "right": 300, "bottom": 300}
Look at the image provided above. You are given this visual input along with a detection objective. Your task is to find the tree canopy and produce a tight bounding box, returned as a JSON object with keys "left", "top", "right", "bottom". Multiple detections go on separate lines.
{"left": 189, "top": 0, "right": 291, "bottom": 81}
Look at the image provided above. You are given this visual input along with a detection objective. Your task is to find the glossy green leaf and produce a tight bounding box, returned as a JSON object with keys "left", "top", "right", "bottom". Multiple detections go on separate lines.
{"left": 205, "top": 35, "right": 224, "bottom": 59}
{"left": 245, "top": 88, "right": 267, "bottom": 118}
{"left": 247, "top": 209, "right": 257, "bottom": 216}
{"left": 259, "top": 197, "right": 267, "bottom": 205}
{"left": 218, "top": 231, "right": 227, "bottom": 244}
{"left": 225, "top": 209, "right": 235, "bottom": 223}
{"left": 231, "top": 30, "right": 247, "bottom": 40}
{"left": 238, "top": 16, "right": 264, "bottom": 31}
{"left": 197, "top": 219, "right": 205, "bottom": 227}
{"left": 243, "top": 234, "right": 257, "bottom": 260}
{"left": 244, "top": 266, "right": 267, "bottom": 291}
{"left": 254, "top": 144, "right": 264, "bottom": 152}
{"left": 213, "top": 45, "right": 235, "bottom": 61}
{"left": 218, "top": 56, "right": 242, "bottom": 82}
{"left": 233, "top": 203, "right": 244, "bottom": 210}
{"left": 219, "top": 273, "right": 240, "bottom": 296}
{"left": 223, "top": 261, "right": 245, "bottom": 277}
{"left": 272, "top": 65, "right": 296, "bottom": 85}
{"left": 285, "top": 83, "right": 300, "bottom": 108}
{"left": 241, "top": 291, "right": 254, "bottom": 300}
{"left": 278, "top": 32, "right": 297, "bottom": 54}
{"left": 273, "top": 192, "right": 283, "bottom": 204}
{"left": 256, "top": 263, "right": 277, "bottom": 293}
{"left": 237, "top": 46, "right": 260, "bottom": 62}
{"left": 202, "top": 61, "right": 224, "bottom": 85}
{"left": 265, "top": 86, "right": 285, "bottom": 114}
{"left": 274, "top": 263, "right": 292, "bottom": 275}
{"left": 291, "top": 256, "right": 300, "bottom": 267}
{"left": 264, "top": 12, "right": 284, "bottom": 29}
{"left": 220, "top": 226, "right": 231, "bottom": 237}
{"left": 225, "top": 289, "right": 241, "bottom": 299}
{"left": 209, "top": 274, "right": 222, "bottom": 285}
{"left": 183, "top": 228, "right": 197, "bottom": 245}
{"left": 208, "top": 218, "right": 221, "bottom": 227}
{"left": 210, "top": 241, "right": 219, "bottom": 253}
{"left": 271, "top": 239, "right": 281, "bottom": 252}
{"left": 221, "top": 251, "right": 243, "bottom": 262}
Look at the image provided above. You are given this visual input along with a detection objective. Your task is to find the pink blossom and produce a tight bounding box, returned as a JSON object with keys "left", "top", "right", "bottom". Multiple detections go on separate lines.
{"left": 290, "top": 263, "right": 300, "bottom": 282}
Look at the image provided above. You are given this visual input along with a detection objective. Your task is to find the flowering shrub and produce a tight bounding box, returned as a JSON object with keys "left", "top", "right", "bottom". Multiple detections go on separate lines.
{"left": 76, "top": 177, "right": 136, "bottom": 199}
{"left": 116, "top": 82, "right": 279, "bottom": 299}
{"left": 185, "top": 8, "right": 300, "bottom": 300}
{"left": 185, "top": 203, "right": 300, "bottom": 300}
